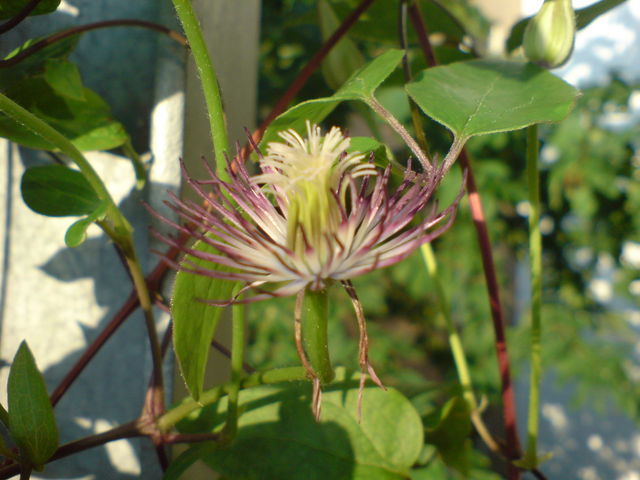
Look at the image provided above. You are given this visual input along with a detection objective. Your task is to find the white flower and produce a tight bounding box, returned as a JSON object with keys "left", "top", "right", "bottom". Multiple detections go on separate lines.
{"left": 153, "top": 122, "right": 459, "bottom": 303}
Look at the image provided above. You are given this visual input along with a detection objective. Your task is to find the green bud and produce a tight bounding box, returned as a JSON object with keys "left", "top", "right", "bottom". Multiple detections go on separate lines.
{"left": 523, "top": 0, "right": 576, "bottom": 69}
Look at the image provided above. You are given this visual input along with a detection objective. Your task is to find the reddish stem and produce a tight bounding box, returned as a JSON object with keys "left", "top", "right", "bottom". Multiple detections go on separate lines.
{"left": 0, "top": 19, "right": 187, "bottom": 68}
{"left": 49, "top": 241, "right": 182, "bottom": 406}
{"left": 406, "top": 3, "right": 522, "bottom": 476}
{"left": 460, "top": 151, "right": 522, "bottom": 466}
{"left": 0, "top": 421, "right": 142, "bottom": 479}
{"left": 0, "top": 0, "right": 44, "bottom": 34}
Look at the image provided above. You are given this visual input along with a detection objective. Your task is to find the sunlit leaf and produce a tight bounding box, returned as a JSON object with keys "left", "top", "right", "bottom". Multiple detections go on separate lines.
{"left": 1, "top": 36, "right": 79, "bottom": 93}
{"left": 406, "top": 60, "right": 579, "bottom": 140}
{"left": 171, "top": 239, "right": 240, "bottom": 401}
{"left": 334, "top": 48, "right": 403, "bottom": 101}
{"left": 260, "top": 49, "right": 403, "bottom": 147}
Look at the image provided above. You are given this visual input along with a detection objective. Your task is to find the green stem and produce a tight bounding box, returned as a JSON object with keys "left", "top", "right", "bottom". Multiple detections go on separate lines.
{"left": 171, "top": 0, "right": 230, "bottom": 179}
{"left": 121, "top": 243, "right": 164, "bottom": 405}
{"left": 421, "top": 243, "right": 502, "bottom": 454}
{"left": 157, "top": 367, "right": 306, "bottom": 432}
{"left": 421, "top": 243, "right": 476, "bottom": 408}
{"left": 365, "top": 97, "right": 433, "bottom": 175}
{"left": 441, "top": 136, "right": 467, "bottom": 178}
{"left": 525, "top": 124, "right": 542, "bottom": 462}
{"left": 222, "top": 302, "right": 246, "bottom": 441}
{"left": 302, "top": 289, "right": 334, "bottom": 385}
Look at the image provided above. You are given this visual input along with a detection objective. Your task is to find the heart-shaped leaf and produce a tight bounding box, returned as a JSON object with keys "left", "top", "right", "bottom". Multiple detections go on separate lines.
{"left": 171, "top": 239, "right": 240, "bottom": 401}
{"left": 21, "top": 164, "right": 100, "bottom": 217}
{"left": 406, "top": 60, "right": 579, "bottom": 140}
{"left": 8, "top": 341, "right": 59, "bottom": 469}
{"left": 167, "top": 369, "right": 423, "bottom": 480}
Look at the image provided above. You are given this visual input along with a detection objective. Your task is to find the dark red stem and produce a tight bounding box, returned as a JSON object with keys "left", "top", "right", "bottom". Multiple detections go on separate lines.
{"left": 0, "top": 421, "right": 142, "bottom": 479}
{"left": 0, "top": 19, "right": 187, "bottom": 68}
{"left": 461, "top": 151, "right": 522, "bottom": 466}
{"left": 406, "top": 3, "right": 522, "bottom": 477}
{"left": 0, "top": 0, "right": 44, "bottom": 34}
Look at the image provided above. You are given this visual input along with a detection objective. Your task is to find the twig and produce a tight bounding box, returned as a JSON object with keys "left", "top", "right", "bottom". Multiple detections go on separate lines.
{"left": 0, "top": 0, "right": 43, "bottom": 34}
{"left": 0, "top": 19, "right": 187, "bottom": 68}
{"left": 0, "top": 421, "right": 142, "bottom": 479}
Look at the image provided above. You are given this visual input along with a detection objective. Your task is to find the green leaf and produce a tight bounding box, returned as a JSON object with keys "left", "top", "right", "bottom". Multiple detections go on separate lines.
{"left": 425, "top": 397, "right": 472, "bottom": 475}
{"left": 0, "top": 0, "right": 61, "bottom": 19}
{"left": 171, "top": 239, "right": 240, "bottom": 401}
{"left": 260, "top": 50, "right": 403, "bottom": 148}
{"left": 1, "top": 36, "right": 79, "bottom": 93}
{"left": 1, "top": 36, "right": 127, "bottom": 152}
{"left": 8, "top": 341, "right": 59, "bottom": 468}
{"left": 173, "top": 369, "right": 423, "bottom": 480}
{"left": 44, "top": 59, "right": 85, "bottom": 101}
{"left": 333, "top": 49, "right": 404, "bottom": 101}
{"left": 64, "top": 200, "right": 109, "bottom": 247}
{"left": 317, "top": 0, "right": 365, "bottom": 91}
{"left": 406, "top": 60, "right": 579, "bottom": 140}
{"left": 0, "top": 78, "right": 128, "bottom": 151}
{"left": 21, "top": 164, "right": 101, "bottom": 217}
{"left": 259, "top": 98, "right": 340, "bottom": 149}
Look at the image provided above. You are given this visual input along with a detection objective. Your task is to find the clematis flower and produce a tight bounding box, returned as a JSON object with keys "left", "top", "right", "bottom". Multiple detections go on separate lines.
{"left": 155, "top": 122, "right": 458, "bottom": 300}
{"left": 151, "top": 122, "right": 462, "bottom": 417}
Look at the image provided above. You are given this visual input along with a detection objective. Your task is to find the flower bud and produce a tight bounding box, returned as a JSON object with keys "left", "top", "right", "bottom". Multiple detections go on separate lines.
{"left": 523, "top": 0, "right": 576, "bottom": 68}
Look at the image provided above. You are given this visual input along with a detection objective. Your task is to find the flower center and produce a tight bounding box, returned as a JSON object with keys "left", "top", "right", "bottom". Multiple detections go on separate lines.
{"left": 254, "top": 122, "right": 375, "bottom": 257}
